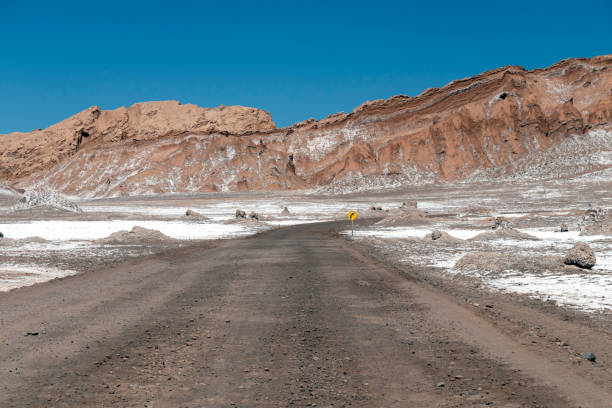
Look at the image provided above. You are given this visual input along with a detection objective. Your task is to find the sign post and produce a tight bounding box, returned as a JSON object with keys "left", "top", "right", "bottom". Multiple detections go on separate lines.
{"left": 346, "top": 211, "right": 358, "bottom": 237}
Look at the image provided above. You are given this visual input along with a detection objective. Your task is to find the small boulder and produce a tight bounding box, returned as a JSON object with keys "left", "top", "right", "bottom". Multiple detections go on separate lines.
{"left": 0, "top": 232, "right": 3, "bottom": 239}
{"left": 560, "top": 224, "right": 568, "bottom": 232}
{"left": 401, "top": 200, "right": 417, "bottom": 209}
{"left": 185, "top": 208, "right": 209, "bottom": 221}
{"left": 370, "top": 205, "right": 383, "bottom": 211}
{"left": 235, "top": 209, "right": 247, "bottom": 219}
{"left": 423, "top": 230, "right": 463, "bottom": 244}
{"left": 249, "top": 211, "right": 259, "bottom": 220}
{"left": 492, "top": 216, "right": 511, "bottom": 229}
{"left": 583, "top": 208, "right": 606, "bottom": 223}
{"left": 280, "top": 207, "right": 291, "bottom": 216}
{"left": 564, "top": 242, "right": 596, "bottom": 269}
{"left": 580, "top": 352, "right": 596, "bottom": 362}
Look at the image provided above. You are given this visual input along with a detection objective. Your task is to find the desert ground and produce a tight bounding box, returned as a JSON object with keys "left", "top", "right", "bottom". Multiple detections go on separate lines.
{"left": 0, "top": 177, "right": 610, "bottom": 407}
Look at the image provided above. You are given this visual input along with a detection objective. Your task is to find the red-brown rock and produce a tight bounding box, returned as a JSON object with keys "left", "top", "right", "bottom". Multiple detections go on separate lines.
{"left": 1, "top": 55, "right": 611, "bottom": 197}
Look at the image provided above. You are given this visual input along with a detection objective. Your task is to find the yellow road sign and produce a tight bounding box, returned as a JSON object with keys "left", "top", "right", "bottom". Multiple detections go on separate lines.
{"left": 346, "top": 210, "right": 358, "bottom": 221}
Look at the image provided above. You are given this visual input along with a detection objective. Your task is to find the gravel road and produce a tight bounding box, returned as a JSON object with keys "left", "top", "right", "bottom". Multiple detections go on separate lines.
{"left": 0, "top": 221, "right": 610, "bottom": 407}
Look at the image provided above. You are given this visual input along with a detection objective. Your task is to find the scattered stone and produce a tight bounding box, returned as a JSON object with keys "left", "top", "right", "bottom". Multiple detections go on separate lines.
{"left": 436, "top": 382, "right": 445, "bottom": 387}
{"left": 583, "top": 208, "right": 606, "bottom": 223}
{"left": 564, "top": 242, "right": 596, "bottom": 269}
{"left": 185, "top": 209, "right": 203, "bottom": 217}
{"left": 280, "top": 206, "right": 291, "bottom": 216}
{"left": 0, "top": 232, "right": 3, "bottom": 238}
{"left": 431, "top": 230, "right": 442, "bottom": 240}
{"left": 370, "top": 205, "right": 383, "bottom": 211}
{"left": 580, "top": 352, "right": 596, "bottom": 362}
{"left": 401, "top": 200, "right": 417, "bottom": 208}
{"left": 25, "top": 332, "right": 39, "bottom": 336}
{"left": 560, "top": 223, "right": 568, "bottom": 232}
{"left": 578, "top": 207, "right": 608, "bottom": 232}
{"left": 227, "top": 210, "right": 260, "bottom": 225}
{"left": 492, "top": 216, "right": 511, "bottom": 229}
{"left": 185, "top": 208, "right": 209, "bottom": 221}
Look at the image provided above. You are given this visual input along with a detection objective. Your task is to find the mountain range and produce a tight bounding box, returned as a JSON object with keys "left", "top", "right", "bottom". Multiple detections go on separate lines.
{"left": 1, "top": 54, "right": 611, "bottom": 197}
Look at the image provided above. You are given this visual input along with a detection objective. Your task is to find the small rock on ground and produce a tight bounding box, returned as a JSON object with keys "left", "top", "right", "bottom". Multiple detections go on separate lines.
{"left": 564, "top": 242, "right": 596, "bottom": 269}
{"left": 580, "top": 352, "right": 596, "bottom": 362}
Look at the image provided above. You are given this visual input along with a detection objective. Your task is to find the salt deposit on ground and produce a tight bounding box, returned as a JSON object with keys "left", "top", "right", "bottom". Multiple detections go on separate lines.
{"left": 1, "top": 184, "right": 610, "bottom": 315}
{"left": 519, "top": 228, "right": 607, "bottom": 242}
{"left": 80, "top": 199, "right": 404, "bottom": 222}
{"left": 346, "top": 219, "right": 612, "bottom": 313}
{"left": 0, "top": 220, "right": 251, "bottom": 240}
{"left": 488, "top": 273, "right": 612, "bottom": 311}
{"left": 345, "top": 227, "right": 484, "bottom": 240}
{"left": 0, "top": 263, "right": 78, "bottom": 292}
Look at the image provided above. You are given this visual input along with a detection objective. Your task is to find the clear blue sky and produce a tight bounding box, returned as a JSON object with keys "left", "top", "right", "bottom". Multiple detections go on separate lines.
{"left": 1, "top": 0, "right": 611, "bottom": 133}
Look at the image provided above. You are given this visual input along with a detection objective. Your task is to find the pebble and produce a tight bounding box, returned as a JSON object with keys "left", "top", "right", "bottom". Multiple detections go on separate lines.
{"left": 581, "top": 352, "right": 596, "bottom": 362}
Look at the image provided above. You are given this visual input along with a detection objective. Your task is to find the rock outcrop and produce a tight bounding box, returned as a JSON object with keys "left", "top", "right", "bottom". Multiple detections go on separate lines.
{"left": 95, "top": 226, "right": 175, "bottom": 244}
{"left": 470, "top": 227, "right": 538, "bottom": 241}
{"left": 2, "top": 55, "right": 612, "bottom": 197}
{"left": 375, "top": 209, "right": 429, "bottom": 227}
{"left": 12, "top": 189, "right": 82, "bottom": 213}
{"left": 564, "top": 242, "right": 596, "bottom": 269}
{"left": 424, "top": 230, "right": 463, "bottom": 243}
{"left": 455, "top": 252, "right": 572, "bottom": 275}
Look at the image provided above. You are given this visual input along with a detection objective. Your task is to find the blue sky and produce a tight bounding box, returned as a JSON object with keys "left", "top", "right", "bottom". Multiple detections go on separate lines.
{"left": 1, "top": 0, "right": 611, "bottom": 132}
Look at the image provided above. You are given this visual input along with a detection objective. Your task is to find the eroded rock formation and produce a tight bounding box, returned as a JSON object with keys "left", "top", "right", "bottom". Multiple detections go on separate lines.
{"left": 1, "top": 55, "right": 611, "bottom": 197}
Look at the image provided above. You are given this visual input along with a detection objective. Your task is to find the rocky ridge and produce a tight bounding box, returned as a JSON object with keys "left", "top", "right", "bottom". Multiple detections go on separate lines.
{"left": 1, "top": 55, "right": 611, "bottom": 197}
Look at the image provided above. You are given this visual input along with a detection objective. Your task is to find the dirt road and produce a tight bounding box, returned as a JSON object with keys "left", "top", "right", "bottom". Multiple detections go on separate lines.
{"left": 0, "top": 222, "right": 610, "bottom": 407}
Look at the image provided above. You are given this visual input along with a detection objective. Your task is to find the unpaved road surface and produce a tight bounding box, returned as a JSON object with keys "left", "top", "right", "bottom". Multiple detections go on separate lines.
{"left": 0, "top": 222, "right": 610, "bottom": 407}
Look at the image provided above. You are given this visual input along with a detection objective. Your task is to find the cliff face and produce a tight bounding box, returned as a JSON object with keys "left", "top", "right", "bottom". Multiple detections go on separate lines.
{"left": 2, "top": 55, "right": 612, "bottom": 197}
{"left": 0, "top": 101, "right": 277, "bottom": 182}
